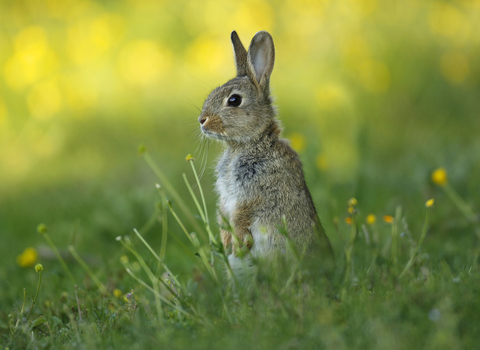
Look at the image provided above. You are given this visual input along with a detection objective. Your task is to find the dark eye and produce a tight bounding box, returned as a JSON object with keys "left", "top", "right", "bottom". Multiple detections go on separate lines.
{"left": 227, "top": 94, "right": 242, "bottom": 107}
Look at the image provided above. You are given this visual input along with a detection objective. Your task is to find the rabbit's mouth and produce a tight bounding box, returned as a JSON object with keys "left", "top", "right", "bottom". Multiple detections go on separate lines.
{"left": 199, "top": 114, "right": 229, "bottom": 140}
{"left": 201, "top": 127, "right": 229, "bottom": 141}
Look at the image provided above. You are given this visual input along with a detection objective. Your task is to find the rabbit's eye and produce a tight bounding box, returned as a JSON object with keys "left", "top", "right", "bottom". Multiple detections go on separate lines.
{"left": 227, "top": 94, "right": 242, "bottom": 107}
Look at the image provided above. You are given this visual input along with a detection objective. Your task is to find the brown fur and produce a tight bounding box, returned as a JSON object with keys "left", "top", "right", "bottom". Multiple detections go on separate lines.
{"left": 231, "top": 31, "right": 249, "bottom": 78}
{"left": 231, "top": 201, "right": 257, "bottom": 251}
{"left": 199, "top": 31, "right": 334, "bottom": 271}
{"left": 218, "top": 203, "right": 232, "bottom": 248}
{"left": 218, "top": 201, "right": 257, "bottom": 253}
{"left": 202, "top": 114, "right": 226, "bottom": 135}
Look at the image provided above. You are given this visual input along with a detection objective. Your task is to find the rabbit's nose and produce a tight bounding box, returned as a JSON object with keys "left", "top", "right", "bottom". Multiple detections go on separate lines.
{"left": 198, "top": 115, "right": 208, "bottom": 125}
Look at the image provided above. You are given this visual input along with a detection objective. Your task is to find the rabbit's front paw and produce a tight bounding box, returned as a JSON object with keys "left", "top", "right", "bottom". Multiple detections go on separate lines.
{"left": 233, "top": 231, "right": 254, "bottom": 257}
{"left": 243, "top": 234, "right": 253, "bottom": 250}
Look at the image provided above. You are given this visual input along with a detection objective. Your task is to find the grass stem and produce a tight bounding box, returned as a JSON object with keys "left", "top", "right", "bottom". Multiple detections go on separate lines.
{"left": 119, "top": 239, "right": 164, "bottom": 325}
{"left": 167, "top": 201, "right": 219, "bottom": 282}
{"left": 183, "top": 173, "right": 219, "bottom": 248}
{"left": 68, "top": 246, "right": 110, "bottom": 296}
{"left": 443, "top": 183, "right": 478, "bottom": 223}
{"left": 133, "top": 228, "right": 161, "bottom": 262}
{"left": 391, "top": 206, "right": 402, "bottom": 268}
{"left": 341, "top": 214, "right": 357, "bottom": 300}
{"left": 160, "top": 192, "right": 168, "bottom": 263}
{"left": 42, "top": 233, "right": 76, "bottom": 285}
{"left": 190, "top": 161, "right": 210, "bottom": 227}
{"left": 25, "top": 270, "right": 42, "bottom": 322}
{"left": 143, "top": 151, "right": 205, "bottom": 237}
{"left": 399, "top": 206, "right": 431, "bottom": 279}
{"left": 124, "top": 268, "right": 189, "bottom": 317}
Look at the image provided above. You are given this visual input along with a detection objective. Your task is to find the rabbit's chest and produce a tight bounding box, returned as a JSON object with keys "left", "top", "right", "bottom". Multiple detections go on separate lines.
{"left": 216, "top": 175, "right": 236, "bottom": 216}
{"left": 216, "top": 155, "right": 261, "bottom": 216}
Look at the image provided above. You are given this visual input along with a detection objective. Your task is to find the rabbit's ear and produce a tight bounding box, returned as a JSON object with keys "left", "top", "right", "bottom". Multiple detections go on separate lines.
{"left": 231, "top": 31, "right": 249, "bottom": 77}
{"left": 247, "top": 31, "right": 275, "bottom": 88}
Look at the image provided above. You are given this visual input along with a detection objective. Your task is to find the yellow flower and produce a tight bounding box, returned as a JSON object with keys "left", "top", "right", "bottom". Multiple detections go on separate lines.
{"left": 348, "top": 198, "right": 357, "bottom": 207}
{"left": 137, "top": 144, "right": 146, "bottom": 155}
{"left": 345, "top": 217, "right": 352, "bottom": 225}
{"left": 348, "top": 206, "right": 354, "bottom": 214}
{"left": 35, "top": 263, "right": 44, "bottom": 272}
{"left": 16, "top": 247, "right": 38, "bottom": 268}
{"left": 37, "top": 223, "right": 47, "bottom": 234}
{"left": 185, "top": 154, "right": 195, "bottom": 162}
{"left": 113, "top": 289, "right": 123, "bottom": 298}
{"left": 383, "top": 215, "right": 394, "bottom": 224}
{"left": 289, "top": 132, "right": 306, "bottom": 153}
{"left": 426, "top": 199, "right": 435, "bottom": 208}
{"left": 431, "top": 168, "right": 448, "bottom": 187}
{"left": 366, "top": 214, "right": 376, "bottom": 225}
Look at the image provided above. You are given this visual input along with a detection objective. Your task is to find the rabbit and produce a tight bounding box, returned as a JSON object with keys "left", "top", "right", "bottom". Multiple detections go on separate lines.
{"left": 198, "top": 31, "right": 334, "bottom": 277}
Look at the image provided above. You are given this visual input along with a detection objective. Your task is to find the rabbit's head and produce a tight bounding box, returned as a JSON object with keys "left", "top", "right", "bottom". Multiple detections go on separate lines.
{"left": 198, "top": 31, "right": 277, "bottom": 142}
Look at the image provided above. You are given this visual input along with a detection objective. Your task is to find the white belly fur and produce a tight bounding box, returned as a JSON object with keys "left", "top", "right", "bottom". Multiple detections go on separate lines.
{"left": 217, "top": 176, "right": 236, "bottom": 216}
{"left": 250, "top": 218, "right": 269, "bottom": 256}
{"left": 227, "top": 254, "right": 256, "bottom": 285}
{"left": 217, "top": 170, "right": 272, "bottom": 283}
{"left": 218, "top": 175, "right": 271, "bottom": 255}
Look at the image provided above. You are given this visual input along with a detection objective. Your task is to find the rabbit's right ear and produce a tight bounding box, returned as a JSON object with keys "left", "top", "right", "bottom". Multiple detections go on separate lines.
{"left": 231, "top": 31, "right": 249, "bottom": 77}
{"left": 247, "top": 31, "right": 275, "bottom": 90}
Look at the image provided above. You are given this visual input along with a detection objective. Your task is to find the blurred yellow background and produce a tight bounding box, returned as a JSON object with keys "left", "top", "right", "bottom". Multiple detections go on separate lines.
{"left": 1, "top": 0, "right": 479, "bottom": 193}
{"left": 2, "top": 5, "right": 480, "bottom": 347}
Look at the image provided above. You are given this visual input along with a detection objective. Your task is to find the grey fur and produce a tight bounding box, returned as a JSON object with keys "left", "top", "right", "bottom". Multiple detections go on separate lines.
{"left": 198, "top": 31, "right": 333, "bottom": 267}
{"left": 231, "top": 31, "right": 248, "bottom": 78}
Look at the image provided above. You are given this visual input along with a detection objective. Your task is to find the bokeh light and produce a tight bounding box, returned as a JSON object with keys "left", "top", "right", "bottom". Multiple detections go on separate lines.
{"left": 0, "top": 0, "right": 479, "bottom": 251}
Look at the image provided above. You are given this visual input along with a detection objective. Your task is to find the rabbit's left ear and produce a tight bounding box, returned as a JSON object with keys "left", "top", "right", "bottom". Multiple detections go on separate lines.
{"left": 247, "top": 31, "right": 275, "bottom": 89}
{"left": 231, "top": 31, "right": 248, "bottom": 77}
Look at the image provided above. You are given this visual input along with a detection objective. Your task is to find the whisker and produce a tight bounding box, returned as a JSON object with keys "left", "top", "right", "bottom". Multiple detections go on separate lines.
{"left": 184, "top": 96, "right": 202, "bottom": 113}
{"left": 191, "top": 132, "right": 208, "bottom": 189}
{"left": 202, "top": 141, "right": 211, "bottom": 179}
{"left": 198, "top": 140, "right": 209, "bottom": 181}
{"left": 194, "top": 132, "right": 203, "bottom": 151}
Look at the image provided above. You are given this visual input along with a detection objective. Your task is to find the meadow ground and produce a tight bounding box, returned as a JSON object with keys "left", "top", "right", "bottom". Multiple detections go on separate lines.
{"left": 1, "top": 0, "right": 480, "bottom": 349}
{"left": 2, "top": 142, "right": 480, "bottom": 349}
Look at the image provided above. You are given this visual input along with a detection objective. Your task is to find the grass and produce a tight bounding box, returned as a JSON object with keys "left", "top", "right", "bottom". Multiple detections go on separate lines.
{"left": 1, "top": 145, "right": 479, "bottom": 350}
{"left": 1, "top": 1, "right": 480, "bottom": 347}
